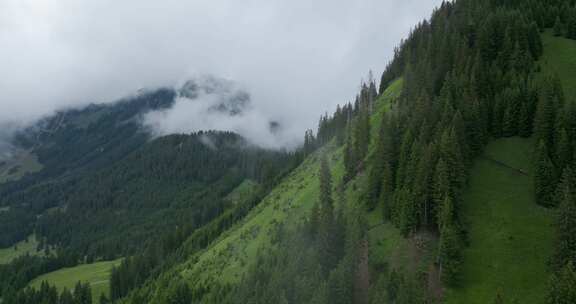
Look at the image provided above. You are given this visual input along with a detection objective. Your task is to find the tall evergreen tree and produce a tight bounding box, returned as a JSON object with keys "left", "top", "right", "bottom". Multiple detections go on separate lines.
{"left": 318, "top": 157, "right": 337, "bottom": 273}
{"left": 535, "top": 141, "right": 557, "bottom": 207}
{"left": 554, "top": 16, "right": 565, "bottom": 37}
{"left": 438, "top": 200, "right": 461, "bottom": 286}
{"left": 546, "top": 262, "right": 576, "bottom": 304}
{"left": 343, "top": 125, "right": 356, "bottom": 182}
{"left": 552, "top": 169, "right": 576, "bottom": 270}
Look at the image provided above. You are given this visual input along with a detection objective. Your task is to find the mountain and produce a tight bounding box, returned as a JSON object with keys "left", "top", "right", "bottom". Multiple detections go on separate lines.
{"left": 0, "top": 83, "right": 300, "bottom": 302}
{"left": 2, "top": 0, "right": 576, "bottom": 303}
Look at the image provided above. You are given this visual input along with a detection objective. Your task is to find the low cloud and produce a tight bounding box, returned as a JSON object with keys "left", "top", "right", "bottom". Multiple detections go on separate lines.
{"left": 0, "top": 0, "right": 442, "bottom": 149}
{"left": 143, "top": 75, "right": 297, "bottom": 148}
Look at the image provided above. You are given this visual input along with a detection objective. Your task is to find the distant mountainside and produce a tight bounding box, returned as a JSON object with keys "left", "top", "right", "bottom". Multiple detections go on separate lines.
{"left": 0, "top": 78, "right": 298, "bottom": 259}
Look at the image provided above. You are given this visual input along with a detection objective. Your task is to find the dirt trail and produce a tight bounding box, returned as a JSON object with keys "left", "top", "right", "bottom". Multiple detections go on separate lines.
{"left": 481, "top": 156, "right": 529, "bottom": 176}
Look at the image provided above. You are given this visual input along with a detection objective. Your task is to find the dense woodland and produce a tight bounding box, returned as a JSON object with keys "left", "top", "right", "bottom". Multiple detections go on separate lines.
{"left": 2, "top": 0, "right": 576, "bottom": 303}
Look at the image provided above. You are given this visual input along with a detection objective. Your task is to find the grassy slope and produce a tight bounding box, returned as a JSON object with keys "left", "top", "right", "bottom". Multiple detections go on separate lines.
{"left": 29, "top": 259, "right": 122, "bottom": 302}
{"left": 541, "top": 30, "right": 576, "bottom": 99}
{"left": 446, "top": 138, "right": 554, "bottom": 304}
{"left": 147, "top": 79, "right": 407, "bottom": 295}
{"left": 180, "top": 146, "right": 343, "bottom": 286}
{"left": 223, "top": 179, "right": 260, "bottom": 205}
{"left": 446, "top": 32, "right": 576, "bottom": 304}
{"left": 0, "top": 234, "right": 42, "bottom": 264}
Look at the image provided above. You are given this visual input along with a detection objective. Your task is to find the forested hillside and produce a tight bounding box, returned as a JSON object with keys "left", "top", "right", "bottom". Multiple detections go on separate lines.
{"left": 0, "top": 87, "right": 301, "bottom": 303}
{"left": 2, "top": 0, "right": 576, "bottom": 303}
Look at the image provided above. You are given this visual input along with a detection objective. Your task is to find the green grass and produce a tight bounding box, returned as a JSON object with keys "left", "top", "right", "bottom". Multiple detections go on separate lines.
{"left": 0, "top": 234, "right": 43, "bottom": 264}
{"left": 371, "top": 78, "right": 403, "bottom": 145}
{"left": 224, "top": 179, "right": 260, "bottom": 205}
{"left": 541, "top": 31, "right": 576, "bottom": 100}
{"left": 446, "top": 137, "right": 554, "bottom": 304}
{"left": 29, "top": 259, "right": 122, "bottom": 302}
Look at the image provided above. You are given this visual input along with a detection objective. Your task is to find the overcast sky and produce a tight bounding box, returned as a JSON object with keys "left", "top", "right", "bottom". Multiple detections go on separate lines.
{"left": 0, "top": 0, "right": 441, "bottom": 148}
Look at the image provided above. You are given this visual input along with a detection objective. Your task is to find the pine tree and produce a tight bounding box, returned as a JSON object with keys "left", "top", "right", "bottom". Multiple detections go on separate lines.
{"left": 554, "top": 16, "right": 564, "bottom": 37}
{"left": 533, "top": 82, "right": 557, "bottom": 148}
{"left": 318, "top": 157, "right": 337, "bottom": 272}
{"left": 60, "top": 289, "right": 74, "bottom": 304}
{"left": 534, "top": 141, "right": 557, "bottom": 207}
{"left": 433, "top": 158, "right": 451, "bottom": 228}
{"left": 568, "top": 12, "right": 576, "bottom": 40}
{"left": 99, "top": 293, "right": 109, "bottom": 304}
{"left": 438, "top": 222, "right": 461, "bottom": 285}
{"left": 552, "top": 170, "right": 576, "bottom": 270}
{"left": 394, "top": 187, "right": 417, "bottom": 236}
{"left": 518, "top": 100, "right": 532, "bottom": 137}
{"left": 492, "top": 95, "right": 505, "bottom": 137}
{"left": 379, "top": 161, "right": 395, "bottom": 221}
{"left": 353, "top": 104, "right": 371, "bottom": 164}
{"left": 343, "top": 125, "right": 356, "bottom": 182}
{"left": 73, "top": 282, "right": 92, "bottom": 304}
{"left": 166, "top": 281, "right": 192, "bottom": 304}
{"left": 528, "top": 22, "right": 543, "bottom": 58}
{"left": 439, "top": 128, "right": 466, "bottom": 199}
{"left": 555, "top": 128, "right": 572, "bottom": 169}
{"left": 366, "top": 126, "right": 388, "bottom": 210}
{"left": 546, "top": 262, "right": 576, "bottom": 304}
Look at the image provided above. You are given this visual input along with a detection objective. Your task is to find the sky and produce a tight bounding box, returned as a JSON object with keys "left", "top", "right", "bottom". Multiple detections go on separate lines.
{"left": 0, "top": 0, "right": 442, "bottom": 149}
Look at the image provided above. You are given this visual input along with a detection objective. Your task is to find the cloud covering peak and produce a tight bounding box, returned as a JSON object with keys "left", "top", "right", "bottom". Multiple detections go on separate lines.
{"left": 0, "top": 0, "right": 442, "bottom": 147}
{"left": 144, "top": 75, "right": 292, "bottom": 148}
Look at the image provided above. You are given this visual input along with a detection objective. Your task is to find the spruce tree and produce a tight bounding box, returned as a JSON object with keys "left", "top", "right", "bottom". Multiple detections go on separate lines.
{"left": 555, "top": 128, "right": 572, "bottom": 169}
{"left": 568, "top": 12, "right": 576, "bottom": 40}
{"left": 433, "top": 158, "right": 451, "bottom": 228}
{"left": 166, "top": 281, "right": 192, "bottom": 304}
{"left": 343, "top": 125, "right": 355, "bottom": 182}
{"left": 552, "top": 170, "right": 576, "bottom": 270}
{"left": 534, "top": 141, "right": 557, "bottom": 207}
{"left": 554, "top": 16, "right": 564, "bottom": 37}
{"left": 546, "top": 262, "right": 576, "bottom": 304}
{"left": 353, "top": 104, "right": 371, "bottom": 163}
{"left": 394, "top": 187, "right": 417, "bottom": 236}
{"left": 528, "top": 22, "right": 543, "bottom": 58}
{"left": 60, "top": 289, "right": 74, "bottom": 304}
{"left": 438, "top": 221, "right": 461, "bottom": 285}
{"left": 439, "top": 128, "right": 466, "bottom": 199}
{"left": 379, "top": 161, "right": 395, "bottom": 221}
{"left": 518, "top": 101, "right": 532, "bottom": 137}
{"left": 318, "top": 157, "right": 337, "bottom": 273}
{"left": 533, "top": 81, "right": 557, "bottom": 148}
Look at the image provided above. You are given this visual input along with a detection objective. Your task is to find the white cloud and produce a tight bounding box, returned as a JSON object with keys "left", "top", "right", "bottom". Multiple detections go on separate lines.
{"left": 0, "top": 0, "right": 442, "bottom": 147}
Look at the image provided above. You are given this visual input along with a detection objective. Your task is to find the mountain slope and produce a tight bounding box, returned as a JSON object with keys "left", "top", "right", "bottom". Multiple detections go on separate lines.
{"left": 121, "top": 78, "right": 425, "bottom": 303}
{"left": 5, "top": 1, "right": 576, "bottom": 303}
